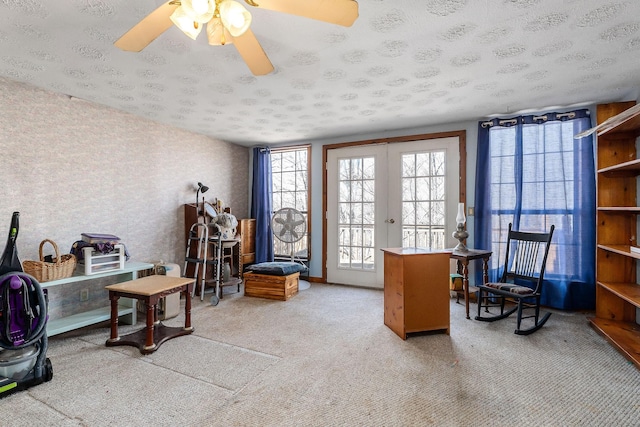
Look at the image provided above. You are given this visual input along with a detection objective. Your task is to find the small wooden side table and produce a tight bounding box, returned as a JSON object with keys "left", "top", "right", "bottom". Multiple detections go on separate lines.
{"left": 449, "top": 249, "right": 492, "bottom": 319}
{"left": 105, "top": 275, "right": 195, "bottom": 354}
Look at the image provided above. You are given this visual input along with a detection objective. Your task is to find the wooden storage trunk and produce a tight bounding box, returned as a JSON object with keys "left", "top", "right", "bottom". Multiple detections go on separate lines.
{"left": 244, "top": 272, "right": 299, "bottom": 301}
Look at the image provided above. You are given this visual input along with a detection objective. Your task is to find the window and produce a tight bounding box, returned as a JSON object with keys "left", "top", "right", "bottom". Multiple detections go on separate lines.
{"left": 270, "top": 146, "right": 311, "bottom": 261}
{"left": 475, "top": 110, "right": 596, "bottom": 310}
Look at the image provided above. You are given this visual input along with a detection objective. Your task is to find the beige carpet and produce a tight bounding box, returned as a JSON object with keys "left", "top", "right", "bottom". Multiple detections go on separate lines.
{"left": 3, "top": 283, "right": 640, "bottom": 426}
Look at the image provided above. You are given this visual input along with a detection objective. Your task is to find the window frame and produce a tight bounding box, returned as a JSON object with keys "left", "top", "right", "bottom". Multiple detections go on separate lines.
{"left": 270, "top": 145, "right": 311, "bottom": 262}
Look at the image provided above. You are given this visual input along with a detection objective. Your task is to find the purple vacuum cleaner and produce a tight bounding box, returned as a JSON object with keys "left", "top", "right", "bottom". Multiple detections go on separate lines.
{"left": 0, "top": 212, "right": 53, "bottom": 398}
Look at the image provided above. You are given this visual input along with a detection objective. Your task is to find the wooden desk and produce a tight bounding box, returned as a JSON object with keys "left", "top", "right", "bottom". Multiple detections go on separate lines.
{"left": 449, "top": 249, "right": 492, "bottom": 319}
{"left": 105, "top": 275, "right": 194, "bottom": 354}
{"left": 381, "top": 248, "right": 451, "bottom": 339}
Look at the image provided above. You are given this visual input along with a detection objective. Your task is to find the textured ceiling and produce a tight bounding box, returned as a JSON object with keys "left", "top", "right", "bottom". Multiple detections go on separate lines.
{"left": 1, "top": 0, "right": 639, "bottom": 146}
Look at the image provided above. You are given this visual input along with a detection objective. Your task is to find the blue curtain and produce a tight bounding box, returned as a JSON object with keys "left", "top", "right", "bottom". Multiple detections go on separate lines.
{"left": 474, "top": 109, "right": 595, "bottom": 310}
{"left": 251, "top": 147, "right": 274, "bottom": 263}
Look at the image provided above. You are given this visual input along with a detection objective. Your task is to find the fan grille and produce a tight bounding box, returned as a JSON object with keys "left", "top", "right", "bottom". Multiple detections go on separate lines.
{"left": 272, "top": 208, "right": 306, "bottom": 244}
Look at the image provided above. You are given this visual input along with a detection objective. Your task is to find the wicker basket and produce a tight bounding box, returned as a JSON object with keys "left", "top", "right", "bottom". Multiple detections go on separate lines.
{"left": 23, "top": 239, "right": 77, "bottom": 282}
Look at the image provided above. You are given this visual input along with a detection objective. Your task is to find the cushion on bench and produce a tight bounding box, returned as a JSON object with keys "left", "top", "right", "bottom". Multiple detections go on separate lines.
{"left": 245, "top": 262, "right": 307, "bottom": 276}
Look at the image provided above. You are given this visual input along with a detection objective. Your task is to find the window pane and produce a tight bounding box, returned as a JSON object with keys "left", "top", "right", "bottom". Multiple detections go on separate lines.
{"left": 296, "top": 192, "right": 308, "bottom": 211}
{"left": 416, "top": 177, "right": 429, "bottom": 200}
{"left": 296, "top": 150, "right": 307, "bottom": 169}
{"left": 363, "top": 158, "right": 375, "bottom": 179}
{"left": 272, "top": 173, "right": 282, "bottom": 193}
{"left": 431, "top": 151, "right": 445, "bottom": 175}
{"left": 271, "top": 153, "right": 282, "bottom": 173}
{"left": 281, "top": 191, "right": 296, "bottom": 207}
{"left": 416, "top": 201, "right": 429, "bottom": 225}
{"left": 280, "top": 171, "right": 296, "bottom": 192}
{"left": 351, "top": 180, "right": 363, "bottom": 202}
{"left": 362, "top": 202, "right": 375, "bottom": 225}
{"left": 416, "top": 152, "right": 429, "bottom": 176}
{"left": 282, "top": 151, "right": 296, "bottom": 171}
{"left": 403, "top": 154, "right": 415, "bottom": 177}
{"left": 340, "top": 159, "right": 350, "bottom": 180}
{"left": 351, "top": 158, "right": 363, "bottom": 180}
{"left": 403, "top": 178, "right": 415, "bottom": 201}
{"left": 363, "top": 179, "right": 375, "bottom": 202}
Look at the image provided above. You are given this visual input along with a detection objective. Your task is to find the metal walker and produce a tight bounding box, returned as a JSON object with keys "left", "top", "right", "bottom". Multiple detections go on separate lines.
{"left": 183, "top": 222, "right": 223, "bottom": 305}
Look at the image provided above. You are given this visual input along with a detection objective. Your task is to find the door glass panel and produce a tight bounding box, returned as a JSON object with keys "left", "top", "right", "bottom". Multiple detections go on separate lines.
{"left": 338, "top": 156, "right": 376, "bottom": 271}
{"left": 402, "top": 150, "right": 447, "bottom": 249}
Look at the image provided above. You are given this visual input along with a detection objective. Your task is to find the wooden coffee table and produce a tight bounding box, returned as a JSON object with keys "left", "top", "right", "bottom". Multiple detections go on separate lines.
{"left": 105, "top": 275, "right": 195, "bottom": 354}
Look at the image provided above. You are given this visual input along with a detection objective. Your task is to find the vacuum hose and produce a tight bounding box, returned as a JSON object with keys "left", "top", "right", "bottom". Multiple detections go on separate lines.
{"left": 0, "top": 272, "right": 48, "bottom": 350}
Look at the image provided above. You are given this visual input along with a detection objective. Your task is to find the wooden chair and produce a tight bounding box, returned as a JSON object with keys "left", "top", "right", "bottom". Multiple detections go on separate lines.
{"left": 475, "top": 223, "right": 555, "bottom": 335}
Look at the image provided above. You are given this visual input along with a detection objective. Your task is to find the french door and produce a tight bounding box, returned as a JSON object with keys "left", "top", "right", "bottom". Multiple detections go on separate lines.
{"left": 326, "top": 137, "right": 461, "bottom": 288}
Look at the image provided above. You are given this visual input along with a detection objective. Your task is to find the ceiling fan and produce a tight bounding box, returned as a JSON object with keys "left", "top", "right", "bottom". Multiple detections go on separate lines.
{"left": 114, "top": 0, "right": 359, "bottom": 76}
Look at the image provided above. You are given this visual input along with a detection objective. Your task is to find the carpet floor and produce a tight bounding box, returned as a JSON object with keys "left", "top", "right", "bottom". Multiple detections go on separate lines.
{"left": 3, "top": 282, "right": 640, "bottom": 426}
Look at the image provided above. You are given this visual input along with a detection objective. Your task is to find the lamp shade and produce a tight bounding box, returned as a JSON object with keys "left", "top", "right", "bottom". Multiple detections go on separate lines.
{"left": 219, "top": 0, "right": 252, "bottom": 37}
{"left": 456, "top": 203, "right": 466, "bottom": 225}
{"left": 181, "top": 0, "right": 216, "bottom": 23}
{"left": 198, "top": 182, "right": 209, "bottom": 193}
{"left": 196, "top": 182, "right": 209, "bottom": 206}
{"left": 170, "top": 6, "right": 202, "bottom": 40}
{"left": 207, "top": 18, "right": 233, "bottom": 46}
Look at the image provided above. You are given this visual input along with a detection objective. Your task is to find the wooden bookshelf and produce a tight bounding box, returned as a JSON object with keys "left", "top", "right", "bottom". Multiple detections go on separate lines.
{"left": 590, "top": 101, "right": 640, "bottom": 369}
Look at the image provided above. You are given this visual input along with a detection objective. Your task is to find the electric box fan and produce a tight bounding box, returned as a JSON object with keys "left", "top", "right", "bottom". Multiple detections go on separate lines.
{"left": 271, "top": 208, "right": 309, "bottom": 289}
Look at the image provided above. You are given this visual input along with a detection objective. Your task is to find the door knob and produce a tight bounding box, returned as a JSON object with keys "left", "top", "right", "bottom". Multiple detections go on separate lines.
{"left": 385, "top": 219, "right": 395, "bottom": 224}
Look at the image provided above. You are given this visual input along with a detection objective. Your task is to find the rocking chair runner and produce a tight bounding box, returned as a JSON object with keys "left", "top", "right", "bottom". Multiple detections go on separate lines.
{"left": 475, "top": 223, "right": 555, "bottom": 335}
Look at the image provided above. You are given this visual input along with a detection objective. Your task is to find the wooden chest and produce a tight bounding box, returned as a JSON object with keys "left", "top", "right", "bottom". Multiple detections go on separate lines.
{"left": 243, "top": 272, "right": 299, "bottom": 301}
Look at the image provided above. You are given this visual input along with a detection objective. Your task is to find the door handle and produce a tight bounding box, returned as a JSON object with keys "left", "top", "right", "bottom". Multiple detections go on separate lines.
{"left": 385, "top": 219, "right": 395, "bottom": 224}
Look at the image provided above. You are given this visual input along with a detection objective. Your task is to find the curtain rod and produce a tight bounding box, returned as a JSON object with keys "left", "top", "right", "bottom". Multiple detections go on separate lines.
{"left": 481, "top": 111, "right": 580, "bottom": 128}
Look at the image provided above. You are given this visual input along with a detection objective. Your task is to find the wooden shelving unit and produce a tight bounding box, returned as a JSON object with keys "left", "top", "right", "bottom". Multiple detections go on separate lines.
{"left": 591, "top": 101, "right": 640, "bottom": 369}
{"left": 239, "top": 218, "right": 256, "bottom": 267}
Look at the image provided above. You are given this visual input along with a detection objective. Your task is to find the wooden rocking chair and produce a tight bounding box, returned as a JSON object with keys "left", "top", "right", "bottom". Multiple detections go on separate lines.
{"left": 475, "top": 223, "right": 555, "bottom": 335}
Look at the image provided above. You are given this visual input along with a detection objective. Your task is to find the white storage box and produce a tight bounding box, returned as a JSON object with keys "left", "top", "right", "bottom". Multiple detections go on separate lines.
{"left": 136, "top": 263, "right": 181, "bottom": 320}
{"left": 81, "top": 244, "right": 125, "bottom": 275}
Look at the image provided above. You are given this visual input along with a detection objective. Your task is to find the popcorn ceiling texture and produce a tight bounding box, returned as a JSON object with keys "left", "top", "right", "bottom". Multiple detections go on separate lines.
{"left": 0, "top": 77, "right": 249, "bottom": 267}
{"left": 0, "top": 0, "right": 639, "bottom": 146}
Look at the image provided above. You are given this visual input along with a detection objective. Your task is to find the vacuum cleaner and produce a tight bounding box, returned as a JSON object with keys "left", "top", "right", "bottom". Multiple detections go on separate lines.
{"left": 0, "top": 212, "right": 53, "bottom": 398}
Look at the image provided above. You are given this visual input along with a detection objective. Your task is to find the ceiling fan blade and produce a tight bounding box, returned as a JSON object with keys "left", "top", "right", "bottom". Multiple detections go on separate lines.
{"left": 231, "top": 29, "right": 274, "bottom": 76}
{"left": 114, "top": 1, "right": 179, "bottom": 52}
{"left": 251, "top": 0, "right": 359, "bottom": 27}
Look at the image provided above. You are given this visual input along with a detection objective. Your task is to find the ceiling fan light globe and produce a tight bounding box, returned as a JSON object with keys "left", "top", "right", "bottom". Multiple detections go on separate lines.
{"left": 219, "top": 0, "right": 252, "bottom": 37}
{"left": 206, "top": 18, "right": 233, "bottom": 45}
{"left": 191, "top": 0, "right": 211, "bottom": 15}
{"left": 170, "top": 6, "right": 202, "bottom": 40}
{"left": 181, "top": 0, "right": 216, "bottom": 23}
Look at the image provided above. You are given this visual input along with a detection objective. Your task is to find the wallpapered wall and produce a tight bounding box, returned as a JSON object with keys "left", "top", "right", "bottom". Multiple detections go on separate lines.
{"left": 0, "top": 77, "right": 249, "bottom": 267}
